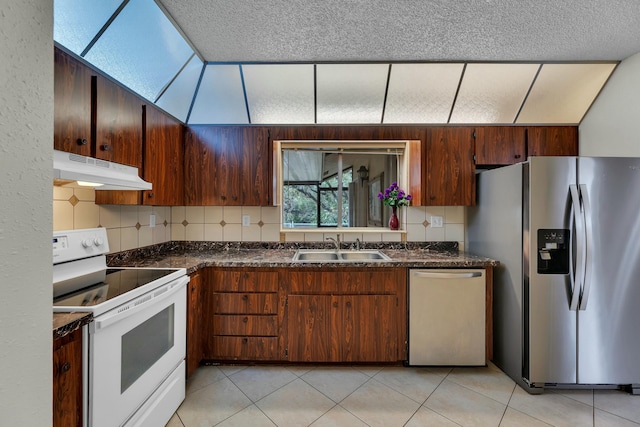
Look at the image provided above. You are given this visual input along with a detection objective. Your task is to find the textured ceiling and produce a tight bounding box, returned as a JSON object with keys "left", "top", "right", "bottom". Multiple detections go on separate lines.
{"left": 157, "top": 0, "right": 640, "bottom": 63}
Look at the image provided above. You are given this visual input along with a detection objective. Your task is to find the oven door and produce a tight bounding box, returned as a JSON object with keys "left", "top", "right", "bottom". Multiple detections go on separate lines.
{"left": 88, "top": 276, "right": 187, "bottom": 427}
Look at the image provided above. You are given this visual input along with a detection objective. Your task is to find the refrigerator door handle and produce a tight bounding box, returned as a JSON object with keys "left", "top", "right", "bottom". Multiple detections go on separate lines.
{"left": 579, "top": 184, "right": 594, "bottom": 311}
{"left": 569, "top": 184, "right": 584, "bottom": 311}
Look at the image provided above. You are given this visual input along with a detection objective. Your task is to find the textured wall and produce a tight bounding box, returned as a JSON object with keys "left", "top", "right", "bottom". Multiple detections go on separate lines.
{"left": 580, "top": 52, "right": 640, "bottom": 156}
{"left": 0, "top": 0, "right": 53, "bottom": 425}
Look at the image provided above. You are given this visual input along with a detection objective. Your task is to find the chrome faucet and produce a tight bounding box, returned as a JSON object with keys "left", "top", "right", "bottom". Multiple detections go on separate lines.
{"left": 326, "top": 234, "right": 341, "bottom": 251}
{"left": 355, "top": 238, "right": 361, "bottom": 251}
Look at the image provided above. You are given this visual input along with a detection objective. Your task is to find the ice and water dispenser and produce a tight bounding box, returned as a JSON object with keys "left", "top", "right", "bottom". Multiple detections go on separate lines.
{"left": 537, "top": 229, "right": 570, "bottom": 274}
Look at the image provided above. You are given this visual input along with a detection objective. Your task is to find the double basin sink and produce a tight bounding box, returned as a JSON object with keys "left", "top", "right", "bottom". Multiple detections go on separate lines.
{"left": 292, "top": 249, "right": 391, "bottom": 263}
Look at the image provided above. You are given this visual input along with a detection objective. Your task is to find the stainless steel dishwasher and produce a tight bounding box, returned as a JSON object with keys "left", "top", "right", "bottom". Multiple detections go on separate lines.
{"left": 408, "top": 269, "right": 486, "bottom": 366}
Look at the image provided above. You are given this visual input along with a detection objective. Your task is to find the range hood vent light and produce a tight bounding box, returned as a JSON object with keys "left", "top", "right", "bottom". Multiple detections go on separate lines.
{"left": 53, "top": 150, "right": 152, "bottom": 191}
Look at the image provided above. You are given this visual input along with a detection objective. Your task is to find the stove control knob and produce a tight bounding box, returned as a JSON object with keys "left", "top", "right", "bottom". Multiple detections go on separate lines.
{"left": 82, "top": 239, "right": 92, "bottom": 248}
{"left": 94, "top": 237, "right": 104, "bottom": 247}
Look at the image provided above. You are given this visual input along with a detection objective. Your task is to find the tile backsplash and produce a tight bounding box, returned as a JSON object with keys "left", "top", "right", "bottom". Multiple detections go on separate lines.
{"left": 54, "top": 187, "right": 466, "bottom": 253}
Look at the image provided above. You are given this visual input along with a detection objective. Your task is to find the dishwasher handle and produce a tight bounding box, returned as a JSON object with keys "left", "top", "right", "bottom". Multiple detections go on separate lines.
{"left": 412, "top": 271, "right": 483, "bottom": 279}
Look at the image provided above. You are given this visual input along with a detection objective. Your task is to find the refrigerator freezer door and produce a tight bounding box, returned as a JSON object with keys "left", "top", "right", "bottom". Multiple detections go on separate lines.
{"left": 577, "top": 157, "right": 640, "bottom": 384}
{"left": 526, "top": 157, "right": 578, "bottom": 385}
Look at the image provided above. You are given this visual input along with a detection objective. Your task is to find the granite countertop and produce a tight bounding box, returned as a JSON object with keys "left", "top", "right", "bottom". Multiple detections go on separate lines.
{"left": 53, "top": 312, "right": 93, "bottom": 341}
{"left": 107, "top": 241, "right": 498, "bottom": 274}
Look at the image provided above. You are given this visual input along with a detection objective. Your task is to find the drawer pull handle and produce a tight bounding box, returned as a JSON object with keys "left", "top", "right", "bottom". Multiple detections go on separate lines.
{"left": 243, "top": 317, "right": 248, "bottom": 323}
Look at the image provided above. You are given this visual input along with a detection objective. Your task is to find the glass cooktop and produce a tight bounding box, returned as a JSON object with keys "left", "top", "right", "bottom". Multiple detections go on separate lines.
{"left": 53, "top": 268, "right": 178, "bottom": 307}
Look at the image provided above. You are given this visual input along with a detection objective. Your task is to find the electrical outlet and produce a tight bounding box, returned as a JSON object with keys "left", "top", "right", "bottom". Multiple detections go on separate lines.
{"left": 430, "top": 215, "right": 443, "bottom": 228}
{"left": 149, "top": 214, "right": 156, "bottom": 228}
{"left": 242, "top": 214, "right": 250, "bottom": 227}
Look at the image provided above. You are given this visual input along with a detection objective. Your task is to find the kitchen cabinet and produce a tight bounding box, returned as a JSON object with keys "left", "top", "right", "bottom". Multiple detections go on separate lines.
{"left": 204, "top": 268, "right": 284, "bottom": 361}
{"left": 286, "top": 268, "right": 406, "bottom": 362}
{"left": 186, "top": 271, "right": 203, "bottom": 378}
{"left": 527, "top": 126, "right": 579, "bottom": 157}
{"left": 53, "top": 327, "right": 83, "bottom": 427}
{"left": 54, "top": 47, "right": 92, "bottom": 156}
{"left": 94, "top": 75, "right": 144, "bottom": 168}
{"left": 475, "top": 127, "right": 526, "bottom": 166}
{"left": 143, "top": 105, "right": 184, "bottom": 206}
{"left": 424, "top": 127, "right": 476, "bottom": 206}
{"left": 185, "top": 126, "right": 271, "bottom": 206}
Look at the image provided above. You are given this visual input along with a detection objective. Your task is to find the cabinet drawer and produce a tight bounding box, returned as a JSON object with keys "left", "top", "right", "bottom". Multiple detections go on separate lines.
{"left": 213, "top": 292, "right": 278, "bottom": 314}
{"left": 212, "top": 336, "right": 280, "bottom": 360}
{"left": 213, "top": 270, "right": 279, "bottom": 292}
{"left": 213, "top": 315, "right": 277, "bottom": 336}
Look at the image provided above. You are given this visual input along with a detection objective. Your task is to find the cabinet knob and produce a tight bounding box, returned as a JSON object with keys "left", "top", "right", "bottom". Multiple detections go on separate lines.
{"left": 346, "top": 301, "right": 352, "bottom": 308}
{"left": 243, "top": 317, "right": 248, "bottom": 323}
{"left": 242, "top": 295, "right": 248, "bottom": 301}
{"left": 147, "top": 192, "right": 154, "bottom": 198}
{"left": 242, "top": 338, "right": 248, "bottom": 344}
{"left": 243, "top": 273, "right": 249, "bottom": 279}
{"left": 60, "top": 362, "right": 71, "bottom": 374}
{"left": 333, "top": 302, "right": 338, "bottom": 308}
{"left": 101, "top": 144, "right": 111, "bottom": 151}
{"left": 514, "top": 154, "right": 521, "bottom": 159}
{"left": 221, "top": 195, "right": 227, "bottom": 201}
{"left": 77, "top": 138, "right": 88, "bottom": 146}
{"left": 232, "top": 196, "right": 238, "bottom": 201}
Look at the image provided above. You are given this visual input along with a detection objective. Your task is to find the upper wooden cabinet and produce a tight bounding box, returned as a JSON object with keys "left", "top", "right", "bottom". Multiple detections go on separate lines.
{"left": 424, "top": 127, "right": 476, "bottom": 206}
{"left": 185, "top": 126, "right": 271, "bottom": 206}
{"left": 527, "top": 126, "right": 578, "bottom": 157}
{"left": 475, "top": 127, "right": 526, "bottom": 166}
{"left": 143, "top": 105, "right": 184, "bottom": 206}
{"left": 54, "top": 47, "right": 92, "bottom": 156}
{"left": 94, "top": 75, "right": 143, "bottom": 169}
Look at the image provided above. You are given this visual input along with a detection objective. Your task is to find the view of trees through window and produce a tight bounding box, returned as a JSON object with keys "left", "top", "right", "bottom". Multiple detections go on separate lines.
{"left": 283, "top": 169, "right": 353, "bottom": 228}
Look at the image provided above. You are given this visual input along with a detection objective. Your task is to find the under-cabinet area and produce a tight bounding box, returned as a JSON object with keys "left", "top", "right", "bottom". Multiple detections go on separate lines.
{"left": 185, "top": 263, "right": 493, "bottom": 371}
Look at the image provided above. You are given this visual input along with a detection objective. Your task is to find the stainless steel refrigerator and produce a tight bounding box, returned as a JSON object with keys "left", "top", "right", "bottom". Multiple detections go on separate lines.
{"left": 468, "top": 156, "right": 640, "bottom": 394}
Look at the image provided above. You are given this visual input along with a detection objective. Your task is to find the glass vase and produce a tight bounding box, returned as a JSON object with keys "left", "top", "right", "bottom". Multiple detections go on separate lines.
{"left": 389, "top": 206, "right": 400, "bottom": 230}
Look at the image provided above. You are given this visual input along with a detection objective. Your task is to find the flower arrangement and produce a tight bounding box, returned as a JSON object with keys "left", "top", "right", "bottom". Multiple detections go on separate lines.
{"left": 378, "top": 182, "right": 412, "bottom": 208}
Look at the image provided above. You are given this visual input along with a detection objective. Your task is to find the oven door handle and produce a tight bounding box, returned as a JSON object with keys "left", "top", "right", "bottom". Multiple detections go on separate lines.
{"left": 95, "top": 276, "right": 189, "bottom": 330}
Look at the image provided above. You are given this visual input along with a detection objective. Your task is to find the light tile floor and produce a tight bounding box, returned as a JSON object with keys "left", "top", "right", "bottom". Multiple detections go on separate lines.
{"left": 166, "top": 363, "right": 640, "bottom": 427}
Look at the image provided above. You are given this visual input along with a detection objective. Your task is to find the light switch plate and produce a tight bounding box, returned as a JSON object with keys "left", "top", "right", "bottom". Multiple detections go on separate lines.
{"left": 430, "top": 215, "right": 443, "bottom": 228}
{"left": 242, "top": 214, "right": 250, "bottom": 227}
{"left": 149, "top": 214, "right": 156, "bottom": 228}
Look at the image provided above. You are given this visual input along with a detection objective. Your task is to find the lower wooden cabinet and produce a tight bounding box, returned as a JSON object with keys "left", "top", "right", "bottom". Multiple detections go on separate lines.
{"left": 198, "top": 266, "right": 407, "bottom": 364}
{"left": 287, "top": 294, "right": 398, "bottom": 362}
{"left": 204, "top": 268, "right": 284, "bottom": 361}
{"left": 285, "top": 268, "right": 407, "bottom": 363}
{"left": 53, "top": 328, "right": 83, "bottom": 427}
{"left": 186, "top": 272, "right": 203, "bottom": 378}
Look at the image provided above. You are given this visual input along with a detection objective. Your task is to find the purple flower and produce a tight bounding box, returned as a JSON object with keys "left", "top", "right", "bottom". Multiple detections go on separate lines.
{"left": 406, "top": 194, "right": 413, "bottom": 201}
{"left": 377, "top": 192, "right": 383, "bottom": 200}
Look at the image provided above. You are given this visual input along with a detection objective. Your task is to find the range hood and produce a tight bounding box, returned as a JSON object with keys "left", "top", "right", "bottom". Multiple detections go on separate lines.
{"left": 53, "top": 150, "right": 152, "bottom": 191}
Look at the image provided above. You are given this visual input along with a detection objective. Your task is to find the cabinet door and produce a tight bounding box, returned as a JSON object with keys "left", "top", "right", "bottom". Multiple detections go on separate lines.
{"left": 242, "top": 127, "right": 271, "bottom": 206}
{"left": 287, "top": 295, "right": 332, "bottom": 362}
{"left": 527, "top": 126, "right": 578, "bottom": 157}
{"left": 53, "top": 328, "right": 83, "bottom": 427}
{"left": 214, "top": 128, "right": 243, "bottom": 205}
{"left": 475, "top": 127, "right": 526, "bottom": 165}
{"left": 186, "top": 272, "right": 202, "bottom": 378}
{"left": 184, "top": 126, "right": 242, "bottom": 205}
{"left": 95, "top": 75, "right": 143, "bottom": 168}
{"left": 143, "top": 105, "right": 184, "bottom": 205}
{"left": 424, "top": 127, "right": 476, "bottom": 206}
{"left": 338, "top": 295, "right": 398, "bottom": 362}
{"left": 54, "top": 47, "right": 92, "bottom": 156}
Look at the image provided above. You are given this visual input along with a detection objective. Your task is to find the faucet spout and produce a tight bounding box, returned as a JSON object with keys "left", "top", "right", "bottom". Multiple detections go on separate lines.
{"left": 326, "top": 234, "right": 341, "bottom": 251}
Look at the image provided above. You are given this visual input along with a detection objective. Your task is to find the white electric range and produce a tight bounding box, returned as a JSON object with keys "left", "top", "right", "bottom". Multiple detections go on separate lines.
{"left": 53, "top": 228, "right": 188, "bottom": 427}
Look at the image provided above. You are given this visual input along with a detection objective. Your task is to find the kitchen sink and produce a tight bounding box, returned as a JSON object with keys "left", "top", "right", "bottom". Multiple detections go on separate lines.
{"left": 292, "top": 249, "right": 391, "bottom": 263}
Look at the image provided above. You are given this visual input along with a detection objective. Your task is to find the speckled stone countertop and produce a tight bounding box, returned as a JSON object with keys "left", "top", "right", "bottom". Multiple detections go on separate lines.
{"left": 107, "top": 241, "right": 498, "bottom": 274}
{"left": 53, "top": 312, "right": 92, "bottom": 341}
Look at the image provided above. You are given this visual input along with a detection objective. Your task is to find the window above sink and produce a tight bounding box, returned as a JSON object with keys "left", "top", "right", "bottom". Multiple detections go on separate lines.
{"left": 275, "top": 140, "right": 421, "bottom": 233}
